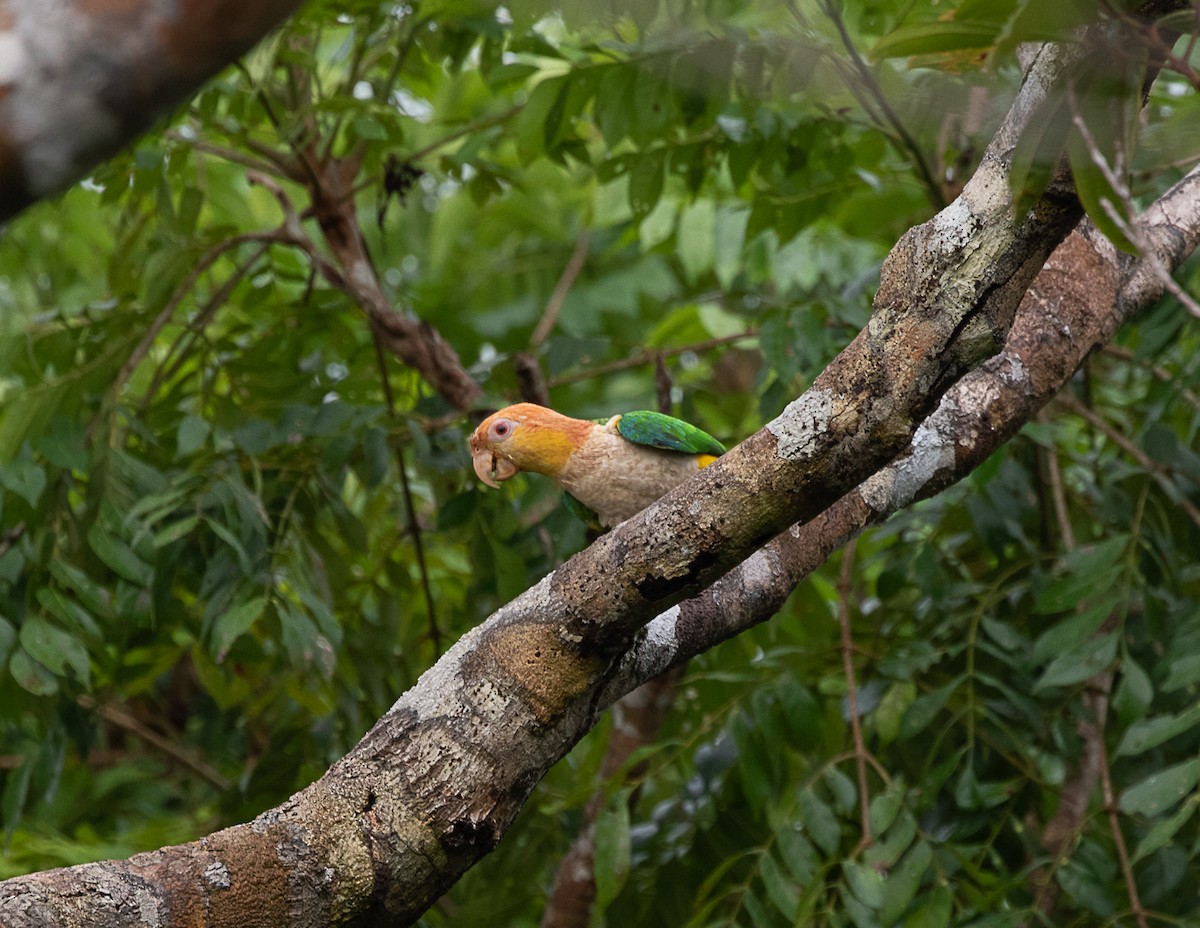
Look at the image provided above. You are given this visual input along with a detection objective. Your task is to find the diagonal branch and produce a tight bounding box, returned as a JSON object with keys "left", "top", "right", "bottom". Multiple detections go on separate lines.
{"left": 5, "top": 29, "right": 1199, "bottom": 928}
{"left": 0, "top": 37, "right": 1100, "bottom": 926}
{"left": 604, "top": 161, "right": 1200, "bottom": 704}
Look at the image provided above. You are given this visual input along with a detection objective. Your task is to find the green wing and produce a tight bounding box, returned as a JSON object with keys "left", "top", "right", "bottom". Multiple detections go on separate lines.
{"left": 615, "top": 410, "right": 726, "bottom": 456}
{"left": 563, "top": 492, "right": 605, "bottom": 532}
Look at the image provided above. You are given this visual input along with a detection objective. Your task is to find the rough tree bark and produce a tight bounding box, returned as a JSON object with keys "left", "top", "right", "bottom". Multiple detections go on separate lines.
{"left": 0, "top": 0, "right": 307, "bottom": 221}
{"left": 4, "top": 33, "right": 1189, "bottom": 927}
{"left": 2, "top": 10, "right": 1198, "bottom": 928}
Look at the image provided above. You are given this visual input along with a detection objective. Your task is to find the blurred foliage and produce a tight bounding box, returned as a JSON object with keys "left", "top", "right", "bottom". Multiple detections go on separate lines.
{"left": 1, "top": 0, "right": 1199, "bottom": 926}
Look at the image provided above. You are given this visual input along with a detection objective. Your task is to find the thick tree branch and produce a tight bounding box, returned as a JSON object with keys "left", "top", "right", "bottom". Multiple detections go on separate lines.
{"left": 604, "top": 162, "right": 1200, "bottom": 701}
{"left": 0, "top": 38, "right": 1100, "bottom": 927}
{"left": 7, "top": 15, "right": 1200, "bottom": 923}
{"left": 0, "top": 0, "right": 305, "bottom": 221}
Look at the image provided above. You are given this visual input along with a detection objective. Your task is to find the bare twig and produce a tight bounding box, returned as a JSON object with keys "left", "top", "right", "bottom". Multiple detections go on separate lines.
{"left": 372, "top": 333, "right": 441, "bottom": 656}
{"left": 0, "top": 522, "right": 25, "bottom": 560}
{"left": 653, "top": 355, "right": 673, "bottom": 415}
{"left": 110, "top": 235, "right": 275, "bottom": 406}
{"left": 540, "top": 667, "right": 685, "bottom": 928}
{"left": 531, "top": 230, "right": 591, "bottom": 349}
{"left": 1096, "top": 687, "right": 1150, "bottom": 928}
{"left": 807, "top": 0, "right": 945, "bottom": 209}
{"left": 82, "top": 698, "right": 232, "bottom": 792}
{"left": 513, "top": 229, "right": 593, "bottom": 408}
{"left": 170, "top": 134, "right": 293, "bottom": 179}
{"left": 1042, "top": 417, "right": 1077, "bottom": 551}
{"left": 514, "top": 353, "right": 551, "bottom": 407}
{"left": 1067, "top": 84, "right": 1200, "bottom": 321}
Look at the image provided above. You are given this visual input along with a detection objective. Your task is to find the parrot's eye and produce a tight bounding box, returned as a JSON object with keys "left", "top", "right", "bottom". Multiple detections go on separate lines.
{"left": 489, "top": 419, "right": 515, "bottom": 441}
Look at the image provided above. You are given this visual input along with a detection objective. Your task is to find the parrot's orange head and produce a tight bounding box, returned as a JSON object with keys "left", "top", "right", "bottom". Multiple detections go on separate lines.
{"left": 469, "top": 403, "right": 592, "bottom": 488}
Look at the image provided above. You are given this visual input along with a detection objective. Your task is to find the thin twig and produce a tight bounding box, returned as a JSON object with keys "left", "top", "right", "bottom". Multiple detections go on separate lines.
{"left": 837, "top": 538, "right": 872, "bottom": 852}
{"left": 1057, "top": 394, "right": 1200, "bottom": 529}
{"left": 1042, "top": 414, "right": 1077, "bottom": 551}
{"left": 110, "top": 236, "right": 275, "bottom": 405}
{"left": 531, "top": 230, "right": 591, "bottom": 348}
{"left": 1096, "top": 689, "right": 1150, "bottom": 928}
{"left": 373, "top": 333, "right": 441, "bottom": 656}
{"left": 0, "top": 522, "right": 25, "bottom": 560}
{"left": 808, "top": 0, "right": 945, "bottom": 208}
{"left": 654, "top": 354, "right": 673, "bottom": 415}
{"left": 169, "top": 135, "right": 292, "bottom": 179}
{"left": 81, "top": 697, "right": 232, "bottom": 791}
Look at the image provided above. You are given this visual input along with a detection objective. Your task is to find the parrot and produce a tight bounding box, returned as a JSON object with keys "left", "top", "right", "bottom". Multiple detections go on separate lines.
{"left": 469, "top": 402, "right": 726, "bottom": 530}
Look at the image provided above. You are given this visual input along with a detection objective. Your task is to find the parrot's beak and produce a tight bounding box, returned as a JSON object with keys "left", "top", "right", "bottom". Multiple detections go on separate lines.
{"left": 471, "top": 445, "right": 518, "bottom": 489}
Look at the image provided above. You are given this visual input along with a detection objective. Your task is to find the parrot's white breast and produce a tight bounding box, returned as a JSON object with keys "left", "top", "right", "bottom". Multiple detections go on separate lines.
{"left": 557, "top": 422, "right": 705, "bottom": 527}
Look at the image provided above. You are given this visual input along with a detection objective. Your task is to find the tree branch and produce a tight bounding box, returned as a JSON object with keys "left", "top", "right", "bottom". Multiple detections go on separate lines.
{"left": 0, "top": 0, "right": 304, "bottom": 221}
{"left": 6, "top": 34, "right": 1200, "bottom": 928}
{"left": 0, "top": 38, "right": 1106, "bottom": 926}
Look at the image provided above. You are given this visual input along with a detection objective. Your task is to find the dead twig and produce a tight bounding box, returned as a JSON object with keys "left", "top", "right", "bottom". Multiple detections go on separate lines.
{"left": 531, "top": 230, "right": 591, "bottom": 349}
{"left": 81, "top": 697, "right": 232, "bottom": 792}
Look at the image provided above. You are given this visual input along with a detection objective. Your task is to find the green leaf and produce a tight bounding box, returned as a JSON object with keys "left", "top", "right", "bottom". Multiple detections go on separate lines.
{"left": 742, "top": 889, "right": 775, "bottom": 928}
{"left": 9, "top": 648, "right": 59, "bottom": 696}
{"left": 1034, "top": 630, "right": 1118, "bottom": 691}
{"left": 844, "top": 860, "right": 885, "bottom": 910}
{"left": 176, "top": 414, "right": 211, "bottom": 456}
{"left": 514, "top": 76, "right": 565, "bottom": 164}
{"left": 19, "top": 618, "right": 90, "bottom": 684}
{"left": 48, "top": 561, "right": 113, "bottom": 620}
{"left": 0, "top": 616, "right": 14, "bottom": 664}
{"left": 868, "top": 782, "right": 905, "bottom": 837}
{"left": 899, "top": 681, "right": 958, "bottom": 741}
{"left": 1131, "top": 800, "right": 1196, "bottom": 865}
{"left": 153, "top": 515, "right": 201, "bottom": 548}
{"left": 0, "top": 446, "right": 46, "bottom": 507}
{"left": 1116, "top": 704, "right": 1200, "bottom": 758}
{"left": 593, "top": 790, "right": 631, "bottom": 912}
{"left": 774, "top": 823, "right": 818, "bottom": 884}
{"left": 594, "top": 64, "right": 636, "bottom": 147}
{"left": 798, "top": 789, "right": 840, "bottom": 857}
{"left": 879, "top": 840, "right": 933, "bottom": 924}
{"left": 758, "top": 852, "right": 798, "bottom": 921}
{"left": 1031, "top": 601, "right": 1110, "bottom": 664}
{"left": 1119, "top": 759, "right": 1200, "bottom": 817}
{"left": 1034, "top": 535, "right": 1128, "bottom": 613}
{"left": 871, "top": 21, "right": 1001, "bottom": 60}
{"left": 35, "top": 587, "right": 100, "bottom": 641}
{"left": 1161, "top": 652, "right": 1200, "bottom": 692}
{"left": 1113, "top": 656, "right": 1153, "bottom": 723}
{"left": 628, "top": 150, "right": 665, "bottom": 215}
{"left": 903, "top": 884, "right": 951, "bottom": 928}
{"left": 1008, "top": 80, "right": 1072, "bottom": 217}
{"left": 993, "top": 0, "right": 1102, "bottom": 59}
{"left": 1064, "top": 62, "right": 1139, "bottom": 253}
{"left": 210, "top": 596, "right": 266, "bottom": 661}
{"left": 87, "top": 524, "right": 154, "bottom": 586}
{"left": 824, "top": 766, "right": 857, "bottom": 816}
